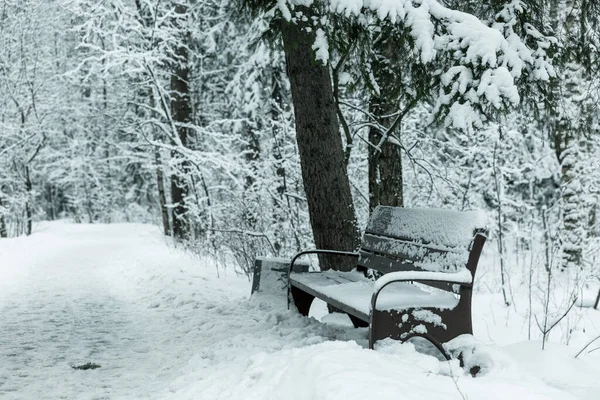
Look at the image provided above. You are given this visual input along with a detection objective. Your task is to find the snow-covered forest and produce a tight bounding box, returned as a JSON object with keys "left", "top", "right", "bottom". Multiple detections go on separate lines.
{"left": 1, "top": 0, "right": 600, "bottom": 398}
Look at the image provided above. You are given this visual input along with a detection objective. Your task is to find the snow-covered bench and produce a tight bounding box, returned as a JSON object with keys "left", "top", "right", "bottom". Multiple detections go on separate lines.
{"left": 287, "top": 206, "right": 487, "bottom": 356}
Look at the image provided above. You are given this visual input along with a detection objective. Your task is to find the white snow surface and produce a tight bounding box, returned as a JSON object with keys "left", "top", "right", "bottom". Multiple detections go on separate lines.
{"left": 373, "top": 269, "right": 473, "bottom": 291}
{"left": 367, "top": 206, "right": 487, "bottom": 250}
{"left": 1, "top": 222, "right": 599, "bottom": 399}
{"left": 412, "top": 309, "right": 446, "bottom": 329}
{"left": 312, "top": 28, "right": 329, "bottom": 64}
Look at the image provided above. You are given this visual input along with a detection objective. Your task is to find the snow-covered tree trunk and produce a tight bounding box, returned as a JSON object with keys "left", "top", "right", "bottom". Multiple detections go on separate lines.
{"left": 25, "top": 166, "right": 33, "bottom": 236}
{"left": 559, "top": 143, "right": 584, "bottom": 269}
{"left": 155, "top": 150, "right": 171, "bottom": 236}
{"left": 280, "top": 6, "right": 360, "bottom": 271}
{"left": 145, "top": 84, "right": 171, "bottom": 236}
{"left": 169, "top": 1, "right": 192, "bottom": 239}
{"left": 549, "top": 0, "right": 592, "bottom": 270}
{"left": 269, "top": 64, "right": 291, "bottom": 254}
{"left": 242, "top": 120, "right": 261, "bottom": 228}
{"left": 0, "top": 194, "right": 7, "bottom": 238}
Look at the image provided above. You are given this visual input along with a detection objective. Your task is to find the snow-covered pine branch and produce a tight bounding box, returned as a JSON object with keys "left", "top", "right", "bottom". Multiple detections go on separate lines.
{"left": 274, "top": 0, "right": 556, "bottom": 132}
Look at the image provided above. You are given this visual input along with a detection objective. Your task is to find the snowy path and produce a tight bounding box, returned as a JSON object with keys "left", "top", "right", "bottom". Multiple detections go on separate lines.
{"left": 0, "top": 222, "right": 363, "bottom": 399}
{"left": 1, "top": 222, "right": 599, "bottom": 399}
{"left": 0, "top": 223, "right": 249, "bottom": 399}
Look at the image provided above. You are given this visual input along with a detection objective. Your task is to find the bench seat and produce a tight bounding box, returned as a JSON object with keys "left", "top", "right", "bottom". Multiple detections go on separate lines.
{"left": 290, "top": 270, "right": 461, "bottom": 322}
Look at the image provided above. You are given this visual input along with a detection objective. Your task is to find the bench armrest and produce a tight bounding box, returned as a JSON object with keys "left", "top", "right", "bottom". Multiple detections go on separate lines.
{"left": 287, "top": 249, "right": 359, "bottom": 278}
{"left": 370, "top": 270, "right": 473, "bottom": 313}
{"left": 287, "top": 249, "right": 359, "bottom": 310}
{"left": 374, "top": 270, "right": 473, "bottom": 291}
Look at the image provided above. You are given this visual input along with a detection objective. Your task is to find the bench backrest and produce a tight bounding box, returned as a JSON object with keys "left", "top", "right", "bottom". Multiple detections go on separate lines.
{"left": 358, "top": 206, "right": 487, "bottom": 292}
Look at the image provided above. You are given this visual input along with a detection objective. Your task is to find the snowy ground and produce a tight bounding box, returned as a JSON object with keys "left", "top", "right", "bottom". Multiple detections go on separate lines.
{"left": 1, "top": 222, "right": 600, "bottom": 399}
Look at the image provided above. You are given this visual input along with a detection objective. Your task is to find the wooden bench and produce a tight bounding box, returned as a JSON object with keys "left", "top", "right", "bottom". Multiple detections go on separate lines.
{"left": 287, "top": 205, "right": 487, "bottom": 357}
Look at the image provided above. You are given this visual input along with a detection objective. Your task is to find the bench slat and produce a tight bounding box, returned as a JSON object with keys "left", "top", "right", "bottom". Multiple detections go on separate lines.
{"left": 359, "top": 250, "right": 459, "bottom": 292}
{"left": 361, "top": 233, "right": 459, "bottom": 261}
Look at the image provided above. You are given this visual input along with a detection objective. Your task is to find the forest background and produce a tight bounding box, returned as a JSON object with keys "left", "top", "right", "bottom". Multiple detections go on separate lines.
{"left": 1, "top": 0, "right": 600, "bottom": 337}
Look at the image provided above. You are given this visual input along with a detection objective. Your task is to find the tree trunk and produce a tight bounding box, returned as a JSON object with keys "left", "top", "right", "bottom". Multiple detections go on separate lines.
{"left": 270, "top": 64, "right": 298, "bottom": 254}
{"left": 155, "top": 150, "right": 170, "bottom": 236}
{"left": 169, "top": 2, "right": 192, "bottom": 240}
{"left": 368, "top": 100, "right": 404, "bottom": 212}
{"left": 243, "top": 121, "right": 260, "bottom": 191}
{"left": 281, "top": 8, "right": 360, "bottom": 271}
{"left": 25, "top": 166, "right": 32, "bottom": 236}
{"left": 367, "top": 27, "right": 406, "bottom": 212}
{"left": 243, "top": 121, "right": 260, "bottom": 228}
{"left": 0, "top": 194, "right": 7, "bottom": 238}
{"left": 83, "top": 181, "right": 94, "bottom": 223}
{"left": 147, "top": 85, "right": 171, "bottom": 236}
{"left": 550, "top": 0, "right": 585, "bottom": 270}
{"left": 47, "top": 184, "right": 56, "bottom": 220}
{"left": 552, "top": 117, "right": 583, "bottom": 270}
{"left": 559, "top": 140, "right": 583, "bottom": 270}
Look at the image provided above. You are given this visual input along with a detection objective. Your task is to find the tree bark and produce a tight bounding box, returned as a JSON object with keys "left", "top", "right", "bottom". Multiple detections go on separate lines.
{"left": 368, "top": 100, "right": 404, "bottom": 212}
{"left": 242, "top": 121, "right": 260, "bottom": 228}
{"left": 243, "top": 121, "right": 260, "bottom": 191}
{"left": 25, "top": 166, "right": 32, "bottom": 235}
{"left": 155, "top": 150, "right": 171, "bottom": 236}
{"left": 169, "top": 2, "right": 192, "bottom": 240}
{"left": 270, "top": 64, "right": 297, "bottom": 254}
{"left": 552, "top": 115, "right": 583, "bottom": 270}
{"left": 550, "top": 0, "right": 585, "bottom": 270}
{"left": 0, "top": 194, "right": 7, "bottom": 238}
{"left": 559, "top": 138, "right": 583, "bottom": 269}
{"left": 147, "top": 85, "right": 171, "bottom": 236}
{"left": 281, "top": 8, "right": 360, "bottom": 271}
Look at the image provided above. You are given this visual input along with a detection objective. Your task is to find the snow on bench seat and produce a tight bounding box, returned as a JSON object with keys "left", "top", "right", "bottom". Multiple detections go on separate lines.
{"left": 289, "top": 270, "right": 460, "bottom": 322}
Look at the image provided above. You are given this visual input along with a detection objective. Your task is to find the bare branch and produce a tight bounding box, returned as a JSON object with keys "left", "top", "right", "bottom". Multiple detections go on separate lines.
{"left": 575, "top": 334, "right": 600, "bottom": 359}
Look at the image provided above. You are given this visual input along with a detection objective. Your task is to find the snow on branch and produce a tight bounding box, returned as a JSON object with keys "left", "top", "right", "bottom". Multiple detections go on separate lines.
{"left": 281, "top": 0, "right": 555, "bottom": 132}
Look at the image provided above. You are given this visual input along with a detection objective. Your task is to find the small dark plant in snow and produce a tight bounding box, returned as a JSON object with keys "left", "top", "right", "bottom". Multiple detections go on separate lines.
{"left": 71, "top": 362, "right": 101, "bottom": 370}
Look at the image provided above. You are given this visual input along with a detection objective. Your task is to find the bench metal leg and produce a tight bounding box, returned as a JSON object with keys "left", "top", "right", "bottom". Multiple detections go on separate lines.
{"left": 400, "top": 332, "right": 451, "bottom": 361}
{"left": 290, "top": 286, "right": 315, "bottom": 317}
{"left": 369, "top": 308, "right": 460, "bottom": 359}
{"left": 369, "top": 309, "right": 400, "bottom": 349}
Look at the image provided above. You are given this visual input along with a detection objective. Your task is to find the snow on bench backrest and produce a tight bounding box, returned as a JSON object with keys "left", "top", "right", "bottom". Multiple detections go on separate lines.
{"left": 359, "top": 206, "right": 487, "bottom": 277}
{"left": 366, "top": 206, "right": 487, "bottom": 249}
